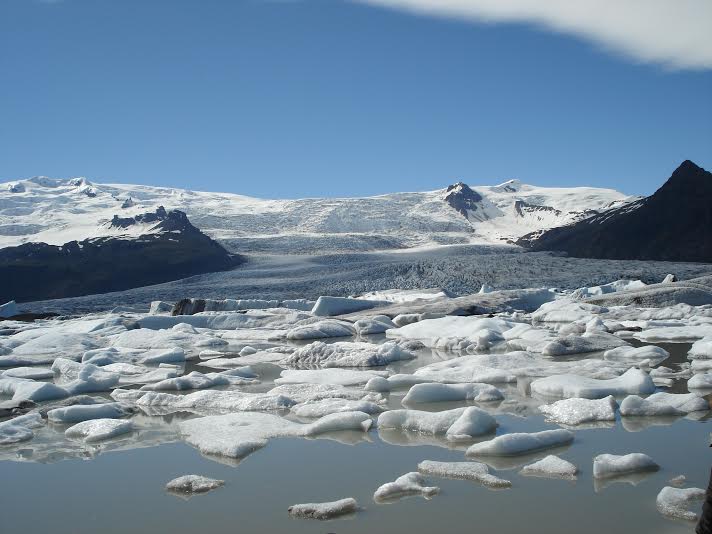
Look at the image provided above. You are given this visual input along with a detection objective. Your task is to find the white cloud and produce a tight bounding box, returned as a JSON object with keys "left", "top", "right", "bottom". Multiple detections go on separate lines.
{"left": 355, "top": 0, "right": 712, "bottom": 70}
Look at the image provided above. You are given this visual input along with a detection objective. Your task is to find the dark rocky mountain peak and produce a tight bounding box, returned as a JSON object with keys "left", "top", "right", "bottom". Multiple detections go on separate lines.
{"left": 519, "top": 160, "right": 712, "bottom": 262}
{"left": 108, "top": 206, "right": 191, "bottom": 233}
{"left": 444, "top": 181, "right": 484, "bottom": 218}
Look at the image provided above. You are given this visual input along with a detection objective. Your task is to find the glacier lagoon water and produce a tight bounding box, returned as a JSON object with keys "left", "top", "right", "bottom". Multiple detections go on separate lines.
{"left": 0, "top": 339, "right": 708, "bottom": 534}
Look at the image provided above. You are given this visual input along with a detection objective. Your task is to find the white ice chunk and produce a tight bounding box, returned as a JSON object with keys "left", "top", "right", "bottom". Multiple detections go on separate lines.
{"left": 530, "top": 368, "right": 655, "bottom": 399}
{"left": 365, "top": 376, "right": 391, "bottom": 392}
{"left": 275, "top": 369, "right": 388, "bottom": 387}
{"left": 603, "top": 345, "right": 670, "bottom": 366}
{"left": 288, "top": 498, "right": 359, "bottom": 520}
{"left": 140, "top": 371, "right": 254, "bottom": 392}
{"left": 286, "top": 320, "right": 356, "bottom": 340}
{"left": 65, "top": 418, "right": 133, "bottom": 442}
{"left": 0, "top": 367, "right": 54, "bottom": 380}
{"left": 165, "top": 475, "right": 224, "bottom": 494}
{"left": 353, "top": 315, "right": 396, "bottom": 335}
{"left": 312, "top": 296, "right": 383, "bottom": 317}
{"left": 466, "top": 429, "right": 574, "bottom": 457}
{"left": 539, "top": 396, "right": 617, "bottom": 426}
{"left": 593, "top": 453, "right": 659, "bottom": 478}
{"left": 0, "top": 376, "right": 68, "bottom": 402}
{"left": 291, "top": 398, "right": 385, "bottom": 417}
{"left": 378, "top": 407, "right": 497, "bottom": 440}
{"left": 136, "top": 389, "right": 295, "bottom": 413}
{"left": 47, "top": 402, "right": 132, "bottom": 424}
{"left": 179, "top": 411, "right": 372, "bottom": 459}
{"left": 373, "top": 472, "right": 439, "bottom": 502}
{"left": 541, "top": 332, "right": 627, "bottom": 356}
{"left": 620, "top": 393, "right": 709, "bottom": 416}
{"left": 689, "top": 337, "right": 712, "bottom": 360}
{"left": 417, "top": 460, "right": 511, "bottom": 488}
{"left": 532, "top": 299, "right": 607, "bottom": 323}
{"left": 283, "top": 341, "right": 415, "bottom": 368}
{"left": 401, "top": 383, "right": 504, "bottom": 404}
{"left": 520, "top": 455, "right": 578, "bottom": 479}
{"left": 656, "top": 486, "right": 705, "bottom": 521}
{"left": 0, "top": 412, "right": 44, "bottom": 445}
{"left": 689, "top": 373, "right": 712, "bottom": 389}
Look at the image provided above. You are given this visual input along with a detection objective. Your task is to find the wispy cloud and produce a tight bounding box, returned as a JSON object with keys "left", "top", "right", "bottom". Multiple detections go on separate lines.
{"left": 355, "top": 0, "right": 712, "bottom": 70}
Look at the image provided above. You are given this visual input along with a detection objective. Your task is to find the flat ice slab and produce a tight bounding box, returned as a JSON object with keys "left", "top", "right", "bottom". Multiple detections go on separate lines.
{"left": 538, "top": 396, "right": 617, "bottom": 426}
{"left": 288, "top": 498, "right": 359, "bottom": 520}
{"left": 530, "top": 368, "right": 655, "bottom": 399}
{"left": 378, "top": 407, "right": 497, "bottom": 441}
{"left": 179, "top": 411, "right": 372, "bottom": 459}
{"left": 65, "top": 418, "right": 134, "bottom": 442}
{"left": 165, "top": 475, "right": 225, "bottom": 495}
{"left": 619, "top": 393, "right": 709, "bottom": 416}
{"left": 402, "top": 382, "right": 504, "bottom": 404}
{"left": 417, "top": 460, "right": 511, "bottom": 488}
{"left": 466, "top": 429, "right": 574, "bottom": 457}
{"left": 592, "top": 453, "right": 659, "bottom": 479}
{"left": 656, "top": 486, "right": 705, "bottom": 521}
{"left": 373, "top": 472, "right": 439, "bottom": 502}
{"left": 520, "top": 455, "right": 578, "bottom": 479}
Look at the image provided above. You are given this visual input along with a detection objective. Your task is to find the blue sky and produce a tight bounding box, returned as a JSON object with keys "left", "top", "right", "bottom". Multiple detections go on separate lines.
{"left": 1, "top": 0, "right": 710, "bottom": 198}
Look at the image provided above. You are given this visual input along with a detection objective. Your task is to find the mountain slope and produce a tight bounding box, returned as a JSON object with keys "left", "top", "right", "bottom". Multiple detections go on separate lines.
{"left": 519, "top": 160, "right": 712, "bottom": 262}
{"left": 0, "top": 208, "right": 242, "bottom": 302}
{"left": 0, "top": 176, "right": 631, "bottom": 253}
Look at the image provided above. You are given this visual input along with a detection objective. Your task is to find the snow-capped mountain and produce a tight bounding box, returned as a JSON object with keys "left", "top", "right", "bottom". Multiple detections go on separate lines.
{"left": 0, "top": 175, "right": 632, "bottom": 253}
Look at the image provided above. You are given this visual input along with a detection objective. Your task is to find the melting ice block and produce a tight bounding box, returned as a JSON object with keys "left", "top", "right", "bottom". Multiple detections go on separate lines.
{"left": 373, "top": 472, "right": 439, "bottom": 502}
{"left": 288, "top": 498, "right": 359, "bottom": 520}
{"left": 466, "top": 429, "right": 574, "bottom": 457}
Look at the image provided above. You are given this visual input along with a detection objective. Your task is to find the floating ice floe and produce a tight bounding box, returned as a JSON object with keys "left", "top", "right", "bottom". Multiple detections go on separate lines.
{"left": 540, "top": 331, "right": 627, "bottom": 356}
{"left": 0, "top": 367, "right": 54, "bottom": 380}
{"left": 165, "top": 475, "right": 224, "bottom": 495}
{"left": 539, "top": 396, "right": 617, "bottom": 426}
{"left": 619, "top": 393, "right": 708, "bottom": 416}
{"left": 268, "top": 382, "right": 382, "bottom": 403}
{"left": 532, "top": 299, "right": 607, "bottom": 324}
{"left": 373, "top": 472, "right": 439, "bottom": 502}
{"left": 386, "top": 316, "right": 516, "bottom": 351}
{"left": 52, "top": 359, "right": 120, "bottom": 395}
{"left": 312, "top": 296, "right": 385, "bottom": 317}
{"left": 466, "top": 429, "right": 574, "bottom": 457}
{"left": 519, "top": 455, "right": 578, "bottom": 479}
{"left": 275, "top": 369, "right": 389, "bottom": 387}
{"left": 353, "top": 315, "right": 397, "bottom": 335}
{"left": 0, "top": 376, "right": 69, "bottom": 402}
{"left": 401, "top": 383, "right": 504, "bottom": 404}
{"left": 410, "top": 351, "right": 624, "bottom": 386}
{"left": 65, "top": 418, "right": 134, "bottom": 442}
{"left": 635, "top": 325, "right": 712, "bottom": 343}
{"left": 417, "top": 460, "right": 511, "bottom": 488}
{"left": 530, "top": 368, "right": 655, "bottom": 399}
{"left": 288, "top": 498, "right": 359, "bottom": 520}
{"left": 179, "top": 411, "right": 372, "bottom": 459}
{"left": 688, "top": 374, "right": 712, "bottom": 389}
{"left": 364, "top": 376, "right": 391, "bottom": 392}
{"left": 47, "top": 402, "right": 132, "bottom": 424}
{"left": 0, "top": 331, "right": 101, "bottom": 366}
{"left": 656, "top": 486, "right": 705, "bottom": 521}
{"left": 283, "top": 341, "right": 415, "bottom": 368}
{"left": 592, "top": 453, "right": 659, "bottom": 479}
{"left": 378, "top": 407, "right": 497, "bottom": 441}
{"left": 689, "top": 337, "right": 712, "bottom": 359}
{"left": 0, "top": 413, "right": 44, "bottom": 445}
{"left": 111, "top": 327, "right": 224, "bottom": 351}
{"left": 139, "top": 370, "right": 255, "bottom": 392}
{"left": 291, "top": 398, "right": 385, "bottom": 417}
{"left": 570, "top": 280, "right": 646, "bottom": 300}
{"left": 136, "top": 389, "right": 295, "bottom": 414}
{"left": 285, "top": 320, "right": 356, "bottom": 340}
{"left": 603, "top": 345, "right": 670, "bottom": 367}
